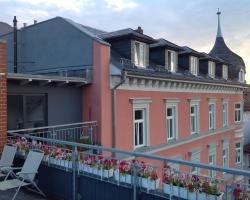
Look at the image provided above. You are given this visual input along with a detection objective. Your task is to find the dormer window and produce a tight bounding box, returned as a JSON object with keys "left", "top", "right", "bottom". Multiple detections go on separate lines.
{"left": 222, "top": 65, "right": 228, "bottom": 80}
{"left": 208, "top": 61, "right": 215, "bottom": 78}
{"left": 165, "top": 50, "right": 177, "bottom": 73}
{"left": 134, "top": 41, "right": 146, "bottom": 67}
{"left": 239, "top": 69, "right": 245, "bottom": 83}
{"left": 190, "top": 56, "right": 198, "bottom": 76}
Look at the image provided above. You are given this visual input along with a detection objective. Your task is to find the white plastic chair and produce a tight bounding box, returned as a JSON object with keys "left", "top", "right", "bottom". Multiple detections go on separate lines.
{"left": 0, "top": 149, "right": 46, "bottom": 200}
{"left": 0, "top": 144, "right": 17, "bottom": 177}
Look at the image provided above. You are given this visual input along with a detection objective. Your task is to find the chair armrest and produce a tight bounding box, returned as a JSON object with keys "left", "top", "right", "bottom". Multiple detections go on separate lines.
{"left": 16, "top": 171, "right": 37, "bottom": 175}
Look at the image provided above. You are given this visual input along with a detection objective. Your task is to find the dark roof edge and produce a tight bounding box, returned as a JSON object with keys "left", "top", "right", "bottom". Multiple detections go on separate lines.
{"left": 124, "top": 70, "right": 247, "bottom": 89}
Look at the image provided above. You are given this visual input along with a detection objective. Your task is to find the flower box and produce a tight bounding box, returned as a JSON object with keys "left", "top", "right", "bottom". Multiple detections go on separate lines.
{"left": 141, "top": 178, "right": 160, "bottom": 190}
{"left": 188, "top": 191, "right": 197, "bottom": 200}
{"left": 207, "top": 192, "right": 224, "bottom": 200}
{"left": 197, "top": 192, "right": 207, "bottom": 200}
{"left": 172, "top": 185, "right": 179, "bottom": 197}
{"left": 114, "top": 169, "right": 119, "bottom": 181}
{"left": 163, "top": 183, "right": 171, "bottom": 194}
{"left": 103, "top": 169, "right": 114, "bottom": 178}
{"left": 92, "top": 167, "right": 102, "bottom": 176}
{"left": 125, "top": 174, "right": 132, "bottom": 184}
{"left": 179, "top": 187, "right": 188, "bottom": 199}
{"left": 43, "top": 155, "right": 49, "bottom": 162}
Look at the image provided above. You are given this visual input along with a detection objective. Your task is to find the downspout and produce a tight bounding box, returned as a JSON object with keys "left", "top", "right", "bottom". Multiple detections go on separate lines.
{"left": 13, "top": 16, "right": 17, "bottom": 73}
{"left": 112, "top": 70, "right": 127, "bottom": 149}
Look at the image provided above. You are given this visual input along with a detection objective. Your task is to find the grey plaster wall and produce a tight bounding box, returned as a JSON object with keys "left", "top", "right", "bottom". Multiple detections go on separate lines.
{"left": 7, "top": 82, "right": 82, "bottom": 128}
{"left": 0, "top": 17, "right": 93, "bottom": 73}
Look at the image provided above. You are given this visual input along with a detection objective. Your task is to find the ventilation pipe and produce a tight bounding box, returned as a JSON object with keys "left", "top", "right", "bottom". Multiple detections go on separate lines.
{"left": 13, "top": 16, "right": 17, "bottom": 73}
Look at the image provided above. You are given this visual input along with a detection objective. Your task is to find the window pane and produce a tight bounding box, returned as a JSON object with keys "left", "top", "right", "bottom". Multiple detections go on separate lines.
{"left": 167, "top": 108, "right": 173, "bottom": 116}
{"left": 134, "top": 123, "right": 138, "bottom": 146}
{"left": 26, "top": 96, "right": 46, "bottom": 122}
{"left": 139, "top": 122, "right": 143, "bottom": 145}
{"left": 135, "top": 110, "right": 143, "bottom": 120}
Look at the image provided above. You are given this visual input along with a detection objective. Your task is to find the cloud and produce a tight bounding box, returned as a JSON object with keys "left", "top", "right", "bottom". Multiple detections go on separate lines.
{"left": 104, "top": 0, "right": 138, "bottom": 11}
{"left": 15, "top": 0, "right": 93, "bottom": 13}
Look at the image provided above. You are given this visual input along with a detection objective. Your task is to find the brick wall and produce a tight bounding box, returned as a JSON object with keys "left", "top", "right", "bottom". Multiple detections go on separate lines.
{"left": 0, "top": 40, "right": 7, "bottom": 151}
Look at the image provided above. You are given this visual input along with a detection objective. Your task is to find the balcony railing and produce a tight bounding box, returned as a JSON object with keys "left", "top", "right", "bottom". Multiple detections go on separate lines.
{"left": 7, "top": 124, "right": 250, "bottom": 200}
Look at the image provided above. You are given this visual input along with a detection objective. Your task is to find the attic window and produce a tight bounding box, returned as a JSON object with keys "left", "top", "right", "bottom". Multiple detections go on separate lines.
{"left": 222, "top": 65, "right": 228, "bottom": 80}
{"left": 208, "top": 61, "right": 215, "bottom": 78}
{"left": 166, "top": 50, "right": 177, "bottom": 73}
{"left": 239, "top": 69, "right": 245, "bottom": 83}
{"left": 190, "top": 56, "right": 198, "bottom": 76}
{"left": 134, "top": 41, "right": 146, "bottom": 67}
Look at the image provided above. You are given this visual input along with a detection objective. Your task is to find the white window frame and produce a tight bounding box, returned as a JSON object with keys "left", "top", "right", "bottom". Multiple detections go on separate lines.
{"left": 208, "top": 61, "right": 215, "bottom": 78}
{"left": 208, "top": 144, "right": 216, "bottom": 177}
{"left": 222, "top": 100, "right": 228, "bottom": 127}
{"left": 165, "top": 50, "right": 177, "bottom": 73}
{"left": 222, "top": 145, "right": 229, "bottom": 169}
{"left": 235, "top": 142, "right": 242, "bottom": 164}
{"left": 134, "top": 41, "right": 146, "bottom": 68}
{"left": 165, "top": 99, "right": 179, "bottom": 141}
{"left": 190, "top": 56, "right": 198, "bottom": 76}
{"left": 222, "top": 65, "right": 228, "bottom": 80}
{"left": 190, "top": 100, "right": 200, "bottom": 135}
{"left": 131, "top": 98, "right": 151, "bottom": 149}
{"left": 208, "top": 102, "right": 216, "bottom": 130}
{"left": 234, "top": 103, "right": 242, "bottom": 123}
{"left": 190, "top": 150, "right": 200, "bottom": 174}
{"left": 239, "top": 69, "right": 245, "bottom": 83}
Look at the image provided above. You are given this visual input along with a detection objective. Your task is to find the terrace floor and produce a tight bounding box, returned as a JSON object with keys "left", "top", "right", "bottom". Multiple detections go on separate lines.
{"left": 0, "top": 188, "right": 47, "bottom": 200}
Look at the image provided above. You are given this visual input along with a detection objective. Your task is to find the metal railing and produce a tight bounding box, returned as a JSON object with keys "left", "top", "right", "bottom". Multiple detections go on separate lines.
{"left": 8, "top": 121, "right": 98, "bottom": 145}
{"left": 7, "top": 125, "right": 250, "bottom": 200}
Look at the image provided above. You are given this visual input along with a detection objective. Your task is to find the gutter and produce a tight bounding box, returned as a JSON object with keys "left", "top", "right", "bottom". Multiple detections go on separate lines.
{"left": 112, "top": 70, "right": 127, "bottom": 149}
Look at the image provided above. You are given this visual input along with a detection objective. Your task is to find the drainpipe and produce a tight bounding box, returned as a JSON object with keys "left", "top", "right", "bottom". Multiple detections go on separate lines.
{"left": 112, "top": 70, "right": 127, "bottom": 150}
{"left": 13, "top": 16, "right": 17, "bottom": 73}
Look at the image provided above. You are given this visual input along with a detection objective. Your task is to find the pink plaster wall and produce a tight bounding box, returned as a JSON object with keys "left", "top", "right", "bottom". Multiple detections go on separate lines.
{"left": 82, "top": 41, "right": 112, "bottom": 148}
{"left": 115, "top": 90, "right": 242, "bottom": 151}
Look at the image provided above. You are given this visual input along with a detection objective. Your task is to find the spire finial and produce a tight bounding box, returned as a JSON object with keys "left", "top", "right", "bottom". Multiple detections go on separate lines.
{"left": 216, "top": 8, "right": 223, "bottom": 38}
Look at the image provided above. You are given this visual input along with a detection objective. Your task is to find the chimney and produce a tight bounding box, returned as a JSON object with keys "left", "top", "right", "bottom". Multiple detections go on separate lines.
{"left": 23, "top": 23, "right": 27, "bottom": 27}
{"left": 34, "top": 20, "right": 37, "bottom": 24}
{"left": 13, "top": 16, "right": 17, "bottom": 73}
{"left": 135, "top": 26, "right": 143, "bottom": 34}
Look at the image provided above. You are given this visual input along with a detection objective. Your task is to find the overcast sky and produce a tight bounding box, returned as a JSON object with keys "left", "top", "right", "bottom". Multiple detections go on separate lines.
{"left": 0, "top": 0, "right": 249, "bottom": 82}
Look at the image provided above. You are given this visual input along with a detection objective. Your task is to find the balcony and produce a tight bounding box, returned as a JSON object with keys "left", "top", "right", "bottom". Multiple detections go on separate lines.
{"left": 3, "top": 122, "right": 250, "bottom": 200}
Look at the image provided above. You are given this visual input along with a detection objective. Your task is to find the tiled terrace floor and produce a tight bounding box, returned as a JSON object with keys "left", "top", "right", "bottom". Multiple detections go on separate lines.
{"left": 0, "top": 188, "right": 46, "bottom": 200}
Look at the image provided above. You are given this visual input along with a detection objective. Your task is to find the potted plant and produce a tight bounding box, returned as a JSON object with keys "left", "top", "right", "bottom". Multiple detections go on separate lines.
{"left": 162, "top": 164, "right": 173, "bottom": 194}
{"left": 115, "top": 161, "right": 132, "bottom": 183}
{"left": 148, "top": 170, "right": 160, "bottom": 190}
{"left": 233, "top": 184, "right": 242, "bottom": 200}
{"left": 102, "top": 159, "right": 117, "bottom": 178}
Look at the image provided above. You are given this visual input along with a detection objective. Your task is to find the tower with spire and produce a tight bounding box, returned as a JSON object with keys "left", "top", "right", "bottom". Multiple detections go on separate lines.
{"left": 209, "top": 9, "right": 245, "bottom": 82}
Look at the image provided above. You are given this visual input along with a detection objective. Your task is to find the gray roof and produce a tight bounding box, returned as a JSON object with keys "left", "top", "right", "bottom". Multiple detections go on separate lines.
{"left": 0, "top": 22, "right": 12, "bottom": 36}
{"left": 179, "top": 46, "right": 204, "bottom": 57}
{"left": 150, "top": 38, "right": 183, "bottom": 51}
{"left": 209, "top": 36, "right": 246, "bottom": 72}
{"left": 99, "top": 28, "right": 156, "bottom": 43}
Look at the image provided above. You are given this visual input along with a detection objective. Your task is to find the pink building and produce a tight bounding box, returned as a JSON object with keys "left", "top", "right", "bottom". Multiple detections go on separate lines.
{"left": 0, "top": 11, "right": 247, "bottom": 176}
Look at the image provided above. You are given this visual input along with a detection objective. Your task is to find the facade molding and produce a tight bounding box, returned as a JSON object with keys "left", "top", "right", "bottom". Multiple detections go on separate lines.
{"left": 111, "top": 76, "right": 244, "bottom": 94}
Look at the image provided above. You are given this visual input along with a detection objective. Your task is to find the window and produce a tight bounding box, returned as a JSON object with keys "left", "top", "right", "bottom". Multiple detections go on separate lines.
{"left": 235, "top": 143, "right": 241, "bottom": 164}
{"left": 190, "top": 104, "right": 199, "bottom": 134}
{"left": 222, "top": 148, "right": 229, "bottom": 168}
{"left": 134, "top": 41, "right": 146, "bottom": 67}
{"left": 166, "top": 50, "right": 177, "bottom": 73}
{"left": 222, "top": 102, "right": 228, "bottom": 127}
{"left": 209, "top": 103, "right": 216, "bottom": 130}
{"left": 167, "top": 106, "right": 177, "bottom": 140}
{"left": 131, "top": 98, "right": 151, "bottom": 149}
{"left": 190, "top": 56, "right": 198, "bottom": 76}
{"left": 134, "top": 109, "right": 146, "bottom": 148}
{"left": 190, "top": 151, "right": 200, "bottom": 174}
{"left": 238, "top": 69, "right": 245, "bottom": 83}
{"left": 222, "top": 65, "right": 228, "bottom": 80}
{"left": 208, "top": 153, "right": 216, "bottom": 177}
{"left": 235, "top": 103, "right": 242, "bottom": 122}
{"left": 208, "top": 61, "right": 215, "bottom": 78}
